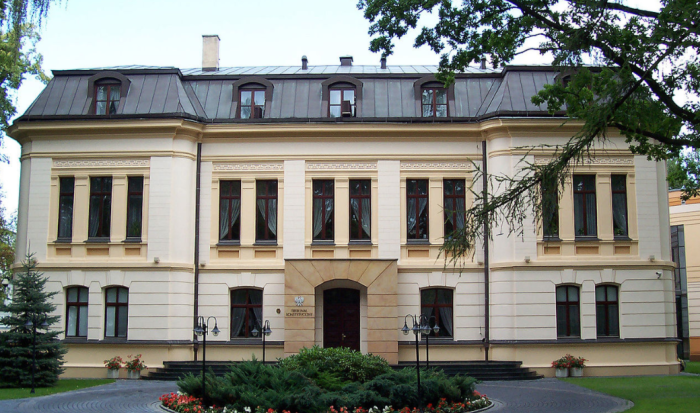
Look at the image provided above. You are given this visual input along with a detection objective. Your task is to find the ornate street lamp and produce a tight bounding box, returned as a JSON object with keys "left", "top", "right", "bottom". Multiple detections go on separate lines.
{"left": 402, "top": 314, "right": 422, "bottom": 408}
{"left": 193, "top": 316, "right": 220, "bottom": 407}
{"left": 25, "top": 314, "right": 49, "bottom": 394}
{"left": 251, "top": 320, "right": 272, "bottom": 363}
{"left": 418, "top": 315, "right": 440, "bottom": 369}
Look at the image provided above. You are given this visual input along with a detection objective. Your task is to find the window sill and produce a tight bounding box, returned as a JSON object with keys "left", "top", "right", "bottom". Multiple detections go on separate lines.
{"left": 574, "top": 237, "right": 600, "bottom": 242}
{"left": 254, "top": 241, "right": 278, "bottom": 247}
{"left": 406, "top": 239, "right": 431, "bottom": 245}
{"left": 62, "top": 337, "right": 89, "bottom": 343}
{"left": 542, "top": 236, "right": 562, "bottom": 242}
{"left": 123, "top": 238, "right": 142, "bottom": 244}
{"left": 55, "top": 238, "right": 73, "bottom": 244}
{"left": 613, "top": 236, "right": 632, "bottom": 241}
{"left": 311, "top": 240, "right": 335, "bottom": 246}
{"left": 85, "top": 238, "right": 110, "bottom": 243}
{"left": 217, "top": 241, "right": 241, "bottom": 247}
{"left": 348, "top": 240, "right": 372, "bottom": 246}
{"left": 101, "top": 337, "right": 128, "bottom": 343}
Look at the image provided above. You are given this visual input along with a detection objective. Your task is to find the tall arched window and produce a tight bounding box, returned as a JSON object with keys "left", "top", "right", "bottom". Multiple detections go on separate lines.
{"left": 230, "top": 289, "right": 263, "bottom": 338}
{"left": 105, "top": 287, "right": 128, "bottom": 338}
{"left": 596, "top": 285, "right": 619, "bottom": 337}
{"left": 66, "top": 286, "right": 89, "bottom": 337}
{"left": 556, "top": 285, "right": 580, "bottom": 337}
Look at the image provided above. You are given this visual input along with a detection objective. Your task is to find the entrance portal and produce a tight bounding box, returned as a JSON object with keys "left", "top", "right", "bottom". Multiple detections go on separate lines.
{"left": 323, "top": 288, "right": 360, "bottom": 351}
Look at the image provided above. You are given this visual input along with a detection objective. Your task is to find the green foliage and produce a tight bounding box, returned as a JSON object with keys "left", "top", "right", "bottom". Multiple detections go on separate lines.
{"left": 0, "top": 253, "right": 66, "bottom": 388}
{"left": 357, "top": 0, "right": 700, "bottom": 258}
{"left": 667, "top": 150, "right": 700, "bottom": 198}
{"left": 277, "top": 345, "right": 392, "bottom": 382}
{"left": 177, "top": 356, "right": 477, "bottom": 413}
{"left": 0, "top": 186, "right": 15, "bottom": 301}
{"left": 0, "top": 0, "right": 53, "bottom": 162}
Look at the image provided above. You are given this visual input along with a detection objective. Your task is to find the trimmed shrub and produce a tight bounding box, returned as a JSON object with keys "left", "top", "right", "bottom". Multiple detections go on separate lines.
{"left": 278, "top": 345, "right": 392, "bottom": 383}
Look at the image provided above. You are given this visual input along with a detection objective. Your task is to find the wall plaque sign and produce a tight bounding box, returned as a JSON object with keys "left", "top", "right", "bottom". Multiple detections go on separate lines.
{"left": 286, "top": 308, "right": 314, "bottom": 317}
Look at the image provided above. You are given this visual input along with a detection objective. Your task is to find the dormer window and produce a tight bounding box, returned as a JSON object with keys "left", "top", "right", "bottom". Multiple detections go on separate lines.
{"left": 95, "top": 81, "right": 121, "bottom": 115}
{"left": 421, "top": 86, "right": 447, "bottom": 117}
{"left": 240, "top": 88, "right": 265, "bottom": 119}
{"left": 329, "top": 86, "right": 355, "bottom": 118}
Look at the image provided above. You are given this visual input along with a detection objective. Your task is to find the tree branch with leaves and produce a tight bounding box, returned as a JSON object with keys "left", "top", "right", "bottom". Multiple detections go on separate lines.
{"left": 358, "top": 0, "right": 699, "bottom": 258}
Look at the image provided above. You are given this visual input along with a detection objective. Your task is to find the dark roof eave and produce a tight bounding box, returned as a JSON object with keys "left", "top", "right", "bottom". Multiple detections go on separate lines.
{"left": 52, "top": 68, "right": 183, "bottom": 76}
{"left": 12, "top": 111, "right": 568, "bottom": 126}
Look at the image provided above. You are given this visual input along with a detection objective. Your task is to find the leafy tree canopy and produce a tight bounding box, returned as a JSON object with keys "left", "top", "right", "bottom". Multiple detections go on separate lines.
{"left": 0, "top": 0, "right": 53, "bottom": 162}
{"left": 0, "top": 185, "right": 16, "bottom": 302}
{"left": 358, "top": 0, "right": 700, "bottom": 259}
{"left": 667, "top": 150, "right": 700, "bottom": 194}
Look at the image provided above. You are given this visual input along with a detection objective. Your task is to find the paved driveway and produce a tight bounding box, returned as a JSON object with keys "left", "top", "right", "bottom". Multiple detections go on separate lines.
{"left": 0, "top": 378, "right": 631, "bottom": 413}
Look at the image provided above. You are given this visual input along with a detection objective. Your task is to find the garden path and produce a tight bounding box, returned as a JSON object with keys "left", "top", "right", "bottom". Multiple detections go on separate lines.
{"left": 477, "top": 378, "right": 632, "bottom": 413}
{"left": 0, "top": 378, "right": 632, "bottom": 413}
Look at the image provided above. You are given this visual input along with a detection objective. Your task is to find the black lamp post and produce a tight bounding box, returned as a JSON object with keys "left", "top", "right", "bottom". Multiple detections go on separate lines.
{"left": 251, "top": 320, "right": 272, "bottom": 363}
{"left": 24, "top": 314, "right": 49, "bottom": 394}
{"left": 193, "top": 316, "right": 220, "bottom": 407}
{"left": 418, "top": 315, "right": 440, "bottom": 369}
{"left": 402, "top": 314, "right": 423, "bottom": 409}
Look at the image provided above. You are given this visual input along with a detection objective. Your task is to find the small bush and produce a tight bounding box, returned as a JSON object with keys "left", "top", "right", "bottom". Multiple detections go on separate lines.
{"left": 278, "top": 346, "right": 392, "bottom": 382}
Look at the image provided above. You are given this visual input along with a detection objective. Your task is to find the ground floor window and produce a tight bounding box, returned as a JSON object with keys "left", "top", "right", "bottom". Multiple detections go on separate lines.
{"left": 420, "top": 288, "right": 453, "bottom": 338}
{"left": 231, "top": 289, "right": 263, "bottom": 338}
{"left": 66, "top": 286, "right": 88, "bottom": 337}
{"left": 596, "top": 285, "right": 619, "bottom": 337}
{"left": 556, "top": 285, "right": 580, "bottom": 337}
{"left": 105, "top": 287, "right": 128, "bottom": 338}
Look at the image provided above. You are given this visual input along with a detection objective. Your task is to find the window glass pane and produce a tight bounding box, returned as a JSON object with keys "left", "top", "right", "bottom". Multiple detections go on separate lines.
{"left": 417, "top": 180, "right": 428, "bottom": 195}
{"left": 231, "top": 289, "right": 248, "bottom": 304}
{"left": 79, "top": 287, "right": 89, "bottom": 302}
{"left": 249, "top": 289, "right": 263, "bottom": 303}
{"left": 95, "top": 102, "right": 107, "bottom": 115}
{"left": 78, "top": 306, "right": 88, "bottom": 336}
{"left": 556, "top": 286, "right": 566, "bottom": 302}
{"left": 110, "top": 87, "right": 120, "bottom": 101}
{"left": 231, "top": 308, "right": 246, "bottom": 337}
{"left": 556, "top": 304, "right": 566, "bottom": 336}
{"left": 568, "top": 286, "right": 579, "bottom": 301}
{"left": 118, "top": 288, "right": 128, "bottom": 303}
{"left": 240, "top": 91, "right": 252, "bottom": 105}
{"left": 569, "top": 305, "right": 580, "bottom": 336}
{"left": 608, "top": 286, "right": 617, "bottom": 301}
{"left": 330, "top": 90, "right": 341, "bottom": 105}
{"left": 325, "top": 180, "right": 334, "bottom": 194}
{"left": 343, "top": 89, "right": 355, "bottom": 102}
{"left": 421, "top": 289, "right": 436, "bottom": 305}
{"left": 422, "top": 89, "right": 433, "bottom": 104}
{"left": 240, "top": 106, "right": 251, "bottom": 119}
{"left": 436, "top": 89, "right": 447, "bottom": 104}
{"left": 436, "top": 105, "right": 447, "bottom": 117}
{"left": 117, "top": 306, "right": 128, "bottom": 337}
{"left": 107, "top": 288, "right": 117, "bottom": 303}
{"left": 254, "top": 90, "right": 265, "bottom": 105}
{"left": 596, "top": 304, "right": 606, "bottom": 336}
{"left": 96, "top": 86, "right": 108, "bottom": 100}
{"left": 106, "top": 306, "right": 116, "bottom": 337}
{"left": 596, "top": 286, "right": 605, "bottom": 301}
{"left": 58, "top": 195, "right": 73, "bottom": 239}
{"left": 67, "top": 306, "right": 77, "bottom": 336}
{"left": 330, "top": 106, "right": 340, "bottom": 117}
{"left": 127, "top": 195, "right": 142, "bottom": 238}
{"left": 422, "top": 104, "right": 433, "bottom": 117}
{"left": 611, "top": 175, "right": 626, "bottom": 191}
{"left": 437, "top": 289, "right": 452, "bottom": 303}
{"left": 60, "top": 178, "right": 74, "bottom": 193}
{"left": 128, "top": 177, "right": 143, "bottom": 193}
{"left": 608, "top": 305, "right": 619, "bottom": 336}
{"left": 67, "top": 288, "right": 78, "bottom": 302}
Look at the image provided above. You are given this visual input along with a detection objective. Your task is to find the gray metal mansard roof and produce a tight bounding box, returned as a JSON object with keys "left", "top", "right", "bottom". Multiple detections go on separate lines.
{"left": 18, "top": 64, "right": 563, "bottom": 123}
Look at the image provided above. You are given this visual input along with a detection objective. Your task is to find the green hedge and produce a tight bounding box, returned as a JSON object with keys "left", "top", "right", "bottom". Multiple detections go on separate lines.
{"left": 177, "top": 348, "right": 477, "bottom": 413}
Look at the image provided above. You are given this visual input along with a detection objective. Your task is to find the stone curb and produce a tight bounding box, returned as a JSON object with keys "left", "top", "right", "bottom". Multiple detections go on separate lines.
{"left": 156, "top": 401, "right": 495, "bottom": 413}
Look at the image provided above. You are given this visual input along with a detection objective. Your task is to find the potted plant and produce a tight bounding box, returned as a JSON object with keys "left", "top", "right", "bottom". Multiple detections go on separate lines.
{"left": 104, "top": 356, "right": 123, "bottom": 379}
{"left": 551, "top": 355, "right": 572, "bottom": 378}
{"left": 570, "top": 356, "right": 587, "bottom": 377}
{"left": 125, "top": 354, "right": 147, "bottom": 379}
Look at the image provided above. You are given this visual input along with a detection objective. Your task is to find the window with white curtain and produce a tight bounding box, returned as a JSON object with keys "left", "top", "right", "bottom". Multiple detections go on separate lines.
{"left": 349, "top": 180, "right": 371, "bottom": 241}
{"left": 313, "top": 180, "right": 334, "bottom": 241}
{"left": 443, "top": 179, "right": 465, "bottom": 239}
{"left": 420, "top": 289, "right": 453, "bottom": 338}
{"left": 219, "top": 180, "right": 241, "bottom": 242}
{"left": 66, "top": 287, "right": 88, "bottom": 337}
{"left": 105, "top": 287, "right": 128, "bottom": 338}
{"left": 230, "top": 289, "right": 263, "bottom": 338}
{"left": 407, "top": 179, "right": 429, "bottom": 240}
{"left": 256, "top": 180, "right": 278, "bottom": 242}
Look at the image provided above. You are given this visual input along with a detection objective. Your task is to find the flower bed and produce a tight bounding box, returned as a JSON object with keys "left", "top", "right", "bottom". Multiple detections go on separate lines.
{"left": 160, "top": 393, "right": 491, "bottom": 413}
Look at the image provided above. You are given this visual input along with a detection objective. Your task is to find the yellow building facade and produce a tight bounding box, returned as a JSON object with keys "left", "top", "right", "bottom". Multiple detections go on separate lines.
{"left": 7, "top": 39, "right": 680, "bottom": 378}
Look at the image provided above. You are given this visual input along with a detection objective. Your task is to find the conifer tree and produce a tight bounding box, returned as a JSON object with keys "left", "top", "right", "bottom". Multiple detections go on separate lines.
{"left": 0, "top": 253, "right": 65, "bottom": 387}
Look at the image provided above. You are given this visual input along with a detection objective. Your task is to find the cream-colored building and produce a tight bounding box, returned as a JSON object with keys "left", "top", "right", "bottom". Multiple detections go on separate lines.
{"left": 668, "top": 190, "right": 699, "bottom": 361}
{"left": 7, "top": 38, "right": 679, "bottom": 378}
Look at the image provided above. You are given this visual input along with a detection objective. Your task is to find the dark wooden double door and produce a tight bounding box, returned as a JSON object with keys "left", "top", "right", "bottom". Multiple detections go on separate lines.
{"left": 323, "top": 288, "right": 360, "bottom": 351}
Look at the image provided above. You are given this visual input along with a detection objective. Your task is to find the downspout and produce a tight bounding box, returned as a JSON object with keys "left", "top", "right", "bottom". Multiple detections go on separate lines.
{"left": 193, "top": 142, "right": 202, "bottom": 361}
{"left": 482, "top": 141, "right": 490, "bottom": 362}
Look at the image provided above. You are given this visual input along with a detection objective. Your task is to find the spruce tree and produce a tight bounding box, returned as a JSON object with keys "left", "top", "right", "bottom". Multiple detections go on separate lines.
{"left": 0, "top": 253, "right": 66, "bottom": 387}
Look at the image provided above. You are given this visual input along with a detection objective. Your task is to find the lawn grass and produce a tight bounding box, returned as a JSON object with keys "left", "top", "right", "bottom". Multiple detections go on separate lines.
{"left": 685, "top": 361, "right": 700, "bottom": 374}
{"left": 0, "top": 379, "right": 115, "bottom": 400}
{"left": 562, "top": 375, "right": 700, "bottom": 413}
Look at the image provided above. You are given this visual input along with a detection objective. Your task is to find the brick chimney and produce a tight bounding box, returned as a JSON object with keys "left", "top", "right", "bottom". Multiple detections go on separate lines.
{"left": 202, "top": 35, "right": 220, "bottom": 72}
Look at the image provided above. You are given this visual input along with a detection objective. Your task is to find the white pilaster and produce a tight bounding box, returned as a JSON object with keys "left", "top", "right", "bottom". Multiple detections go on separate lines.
{"left": 378, "top": 160, "right": 400, "bottom": 259}
{"left": 283, "top": 160, "right": 305, "bottom": 259}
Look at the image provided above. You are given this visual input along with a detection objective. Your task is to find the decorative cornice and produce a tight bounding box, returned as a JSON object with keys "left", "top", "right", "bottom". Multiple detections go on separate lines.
{"left": 400, "top": 161, "right": 472, "bottom": 170}
{"left": 213, "top": 163, "right": 283, "bottom": 171}
{"left": 534, "top": 157, "right": 633, "bottom": 165}
{"left": 53, "top": 159, "right": 149, "bottom": 168}
{"left": 307, "top": 162, "right": 377, "bottom": 171}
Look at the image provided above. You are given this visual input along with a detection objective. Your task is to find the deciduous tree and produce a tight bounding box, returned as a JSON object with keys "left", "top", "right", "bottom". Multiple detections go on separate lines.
{"left": 358, "top": 0, "right": 700, "bottom": 259}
